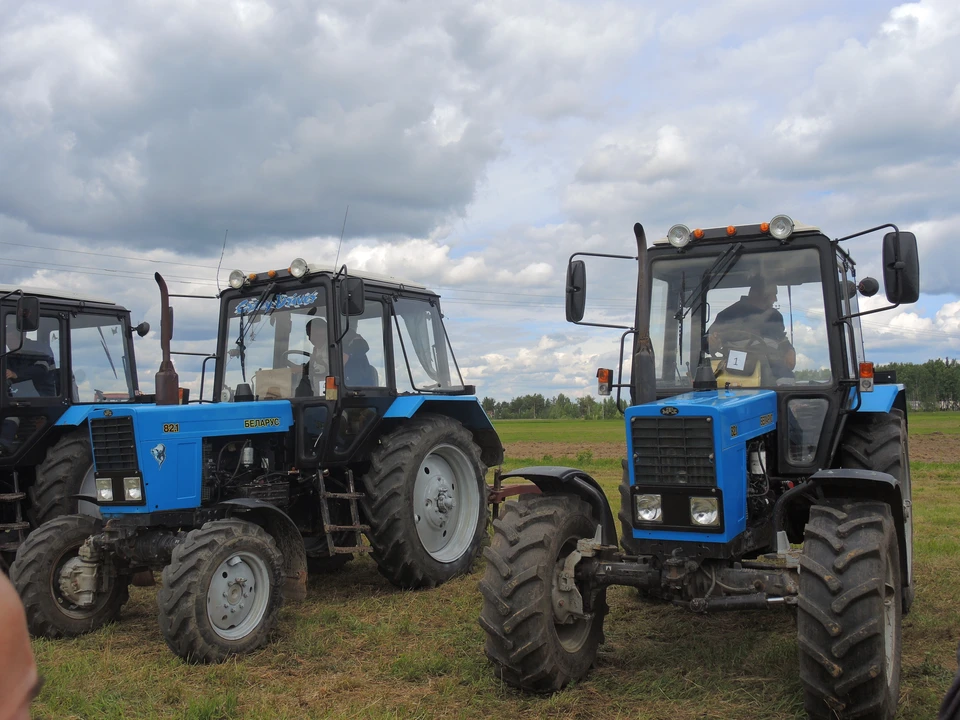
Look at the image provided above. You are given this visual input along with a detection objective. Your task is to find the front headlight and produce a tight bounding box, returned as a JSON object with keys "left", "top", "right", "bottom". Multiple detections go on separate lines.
{"left": 123, "top": 476, "right": 143, "bottom": 502}
{"left": 690, "top": 496, "right": 720, "bottom": 526}
{"left": 95, "top": 477, "right": 114, "bottom": 503}
{"left": 634, "top": 494, "right": 663, "bottom": 523}
{"left": 228, "top": 269, "right": 246, "bottom": 289}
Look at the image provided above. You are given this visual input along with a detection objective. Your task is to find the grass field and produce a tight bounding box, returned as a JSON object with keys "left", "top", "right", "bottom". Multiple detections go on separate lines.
{"left": 27, "top": 414, "right": 960, "bottom": 719}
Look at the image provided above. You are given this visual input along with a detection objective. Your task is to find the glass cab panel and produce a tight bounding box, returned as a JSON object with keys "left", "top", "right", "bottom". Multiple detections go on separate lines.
{"left": 69, "top": 314, "right": 135, "bottom": 402}
{"left": 391, "top": 297, "right": 464, "bottom": 393}
{"left": 650, "top": 247, "right": 830, "bottom": 390}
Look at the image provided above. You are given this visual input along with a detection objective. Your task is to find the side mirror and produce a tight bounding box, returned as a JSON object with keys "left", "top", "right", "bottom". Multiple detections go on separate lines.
{"left": 134, "top": 321, "right": 150, "bottom": 337}
{"left": 16, "top": 296, "right": 40, "bottom": 333}
{"left": 340, "top": 277, "right": 365, "bottom": 316}
{"left": 565, "top": 260, "right": 586, "bottom": 323}
{"left": 882, "top": 231, "right": 920, "bottom": 304}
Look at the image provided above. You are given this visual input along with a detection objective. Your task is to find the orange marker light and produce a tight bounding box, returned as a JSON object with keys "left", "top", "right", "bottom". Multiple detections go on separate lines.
{"left": 597, "top": 368, "right": 612, "bottom": 384}
{"left": 267, "top": 269, "right": 277, "bottom": 278}
{"left": 726, "top": 226, "right": 737, "bottom": 236}
{"left": 248, "top": 273, "right": 257, "bottom": 281}
{"left": 693, "top": 228, "right": 704, "bottom": 239}
{"left": 859, "top": 362, "right": 874, "bottom": 379}
{"left": 760, "top": 222, "right": 770, "bottom": 233}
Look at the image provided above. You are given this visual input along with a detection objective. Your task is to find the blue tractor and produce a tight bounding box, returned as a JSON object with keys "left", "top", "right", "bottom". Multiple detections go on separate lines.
{"left": 480, "top": 217, "right": 919, "bottom": 720}
{"left": 11, "top": 260, "right": 502, "bottom": 662}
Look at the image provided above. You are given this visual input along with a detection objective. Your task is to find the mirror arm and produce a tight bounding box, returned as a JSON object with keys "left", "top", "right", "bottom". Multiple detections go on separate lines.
{"left": 566, "top": 251, "right": 638, "bottom": 328}
{"left": 835, "top": 302, "right": 900, "bottom": 322}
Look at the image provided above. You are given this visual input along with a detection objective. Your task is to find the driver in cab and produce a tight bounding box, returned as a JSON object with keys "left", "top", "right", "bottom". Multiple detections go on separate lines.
{"left": 708, "top": 277, "right": 796, "bottom": 379}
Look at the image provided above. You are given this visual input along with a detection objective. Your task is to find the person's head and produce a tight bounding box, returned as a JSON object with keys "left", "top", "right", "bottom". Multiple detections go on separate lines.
{"left": 747, "top": 277, "right": 777, "bottom": 308}
{"left": 306, "top": 318, "right": 327, "bottom": 347}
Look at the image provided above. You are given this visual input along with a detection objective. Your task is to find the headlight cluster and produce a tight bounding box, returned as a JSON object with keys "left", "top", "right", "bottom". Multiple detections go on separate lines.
{"left": 689, "top": 497, "right": 720, "bottom": 527}
{"left": 633, "top": 493, "right": 721, "bottom": 527}
{"left": 229, "top": 257, "right": 311, "bottom": 288}
{"left": 634, "top": 494, "right": 662, "bottom": 523}
{"left": 666, "top": 214, "right": 796, "bottom": 248}
{"left": 94, "top": 476, "right": 144, "bottom": 503}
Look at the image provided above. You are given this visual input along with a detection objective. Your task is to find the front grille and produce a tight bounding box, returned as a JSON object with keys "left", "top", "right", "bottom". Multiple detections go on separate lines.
{"left": 631, "top": 416, "right": 715, "bottom": 486}
{"left": 90, "top": 417, "right": 139, "bottom": 471}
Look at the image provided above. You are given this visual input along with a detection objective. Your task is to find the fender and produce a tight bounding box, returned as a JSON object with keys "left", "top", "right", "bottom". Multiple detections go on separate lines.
{"left": 499, "top": 466, "right": 617, "bottom": 545}
{"left": 384, "top": 395, "right": 504, "bottom": 466}
{"left": 808, "top": 468, "right": 912, "bottom": 591}
{"left": 217, "top": 498, "right": 307, "bottom": 602}
{"left": 851, "top": 383, "right": 901, "bottom": 414}
{"left": 54, "top": 405, "right": 102, "bottom": 427}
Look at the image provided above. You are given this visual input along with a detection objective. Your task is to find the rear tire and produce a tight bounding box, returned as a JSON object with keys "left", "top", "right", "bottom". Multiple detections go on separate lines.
{"left": 479, "top": 494, "right": 607, "bottom": 692}
{"left": 30, "top": 428, "right": 98, "bottom": 525}
{"left": 361, "top": 414, "right": 487, "bottom": 589}
{"left": 798, "top": 501, "right": 901, "bottom": 719}
{"left": 157, "top": 519, "right": 284, "bottom": 663}
{"left": 10, "top": 514, "right": 128, "bottom": 638}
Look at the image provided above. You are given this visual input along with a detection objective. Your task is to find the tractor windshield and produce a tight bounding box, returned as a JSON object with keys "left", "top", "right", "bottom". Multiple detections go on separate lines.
{"left": 70, "top": 313, "right": 136, "bottom": 402}
{"left": 650, "top": 246, "right": 830, "bottom": 389}
{"left": 222, "top": 288, "right": 329, "bottom": 401}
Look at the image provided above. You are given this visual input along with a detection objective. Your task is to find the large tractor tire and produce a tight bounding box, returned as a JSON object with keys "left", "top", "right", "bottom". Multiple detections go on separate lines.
{"left": 479, "top": 494, "right": 608, "bottom": 692}
{"left": 157, "top": 519, "right": 284, "bottom": 663}
{"left": 10, "top": 514, "right": 128, "bottom": 638}
{"left": 30, "top": 428, "right": 98, "bottom": 525}
{"left": 617, "top": 460, "right": 642, "bottom": 555}
{"left": 361, "top": 414, "right": 486, "bottom": 589}
{"left": 798, "top": 501, "right": 901, "bottom": 720}
{"left": 837, "top": 409, "right": 913, "bottom": 614}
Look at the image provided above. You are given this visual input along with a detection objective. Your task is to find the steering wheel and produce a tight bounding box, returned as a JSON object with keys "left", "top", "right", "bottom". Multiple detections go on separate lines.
{"left": 282, "top": 350, "right": 311, "bottom": 368}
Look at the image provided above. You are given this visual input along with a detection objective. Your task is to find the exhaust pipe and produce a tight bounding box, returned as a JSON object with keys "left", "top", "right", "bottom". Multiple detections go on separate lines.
{"left": 154, "top": 273, "right": 179, "bottom": 405}
{"left": 632, "top": 223, "right": 656, "bottom": 406}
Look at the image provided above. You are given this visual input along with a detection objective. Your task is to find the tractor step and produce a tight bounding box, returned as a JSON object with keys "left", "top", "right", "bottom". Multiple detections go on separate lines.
{"left": 331, "top": 546, "right": 372, "bottom": 554}
{"left": 324, "top": 523, "right": 371, "bottom": 532}
{"left": 321, "top": 491, "right": 364, "bottom": 500}
{"left": 0, "top": 492, "right": 26, "bottom": 502}
{"left": 0, "top": 521, "right": 30, "bottom": 532}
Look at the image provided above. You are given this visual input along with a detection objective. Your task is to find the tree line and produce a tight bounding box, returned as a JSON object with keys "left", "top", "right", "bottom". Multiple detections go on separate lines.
{"left": 482, "top": 359, "right": 960, "bottom": 419}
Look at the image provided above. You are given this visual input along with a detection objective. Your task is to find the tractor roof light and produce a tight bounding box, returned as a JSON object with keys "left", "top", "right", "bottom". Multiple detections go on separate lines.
{"left": 289, "top": 257, "right": 309, "bottom": 278}
{"left": 667, "top": 224, "right": 692, "bottom": 248}
{"left": 228, "top": 269, "right": 246, "bottom": 289}
{"left": 769, "top": 214, "right": 795, "bottom": 241}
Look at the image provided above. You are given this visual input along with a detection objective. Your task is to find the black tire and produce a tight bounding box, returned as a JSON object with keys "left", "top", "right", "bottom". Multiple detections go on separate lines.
{"left": 157, "top": 519, "right": 284, "bottom": 663}
{"left": 361, "top": 414, "right": 487, "bottom": 589}
{"left": 303, "top": 536, "right": 353, "bottom": 574}
{"left": 479, "top": 494, "right": 608, "bottom": 692}
{"left": 798, "top": 501, "right": 902, "bottom": 719}
{"left": 30, "top": 428, "right": 96, "bottom": 526}
{"left": 838, "top": 409, "right": 914, "bottom": 614}
{"left": 10, "top": 514, "right": 128, "bottom": 638}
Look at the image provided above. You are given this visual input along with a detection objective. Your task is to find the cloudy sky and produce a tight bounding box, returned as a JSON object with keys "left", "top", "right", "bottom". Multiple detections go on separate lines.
{"left": 1, "top": 0, "right": 958, "bottom": 400}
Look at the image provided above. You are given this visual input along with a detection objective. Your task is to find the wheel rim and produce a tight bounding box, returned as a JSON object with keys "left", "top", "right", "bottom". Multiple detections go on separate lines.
{"left": 413, "top": 443, "right": 480, "bottom": 563}
{"left": 553, "top": 537, "right": 592, "bottom": 653}
{"left": 50, "top": 537, "right": 112, "bottom": 619}
{"left": 206, "top": 551, "right": 271, "bottom": 641}
{"left": 78, "top": 465, "right": 102, "bottom": 518}
{"left": 883, "top": 553, "right": 897, "bottom": 684}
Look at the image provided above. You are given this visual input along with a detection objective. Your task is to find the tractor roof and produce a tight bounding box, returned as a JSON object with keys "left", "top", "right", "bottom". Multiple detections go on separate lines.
{"left": 0, "top": 284, "right": 120, "bottom": 307}
{"left": 653, "top": 218, "right": 821, "bottom": 245}
{"left": 232, "top": 260, "right": 433, "bottom": 294}
{"left": 304, "top": 263, "right": 429, "bottom": 291}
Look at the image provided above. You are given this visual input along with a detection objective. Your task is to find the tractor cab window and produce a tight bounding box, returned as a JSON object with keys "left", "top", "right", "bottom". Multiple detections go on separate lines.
{"left": 650, "top": 247, "right": 830, "bottom": 390}
{"left": 391, "top": 297, "right": 464, "bottom": 393}
{"left": 69, "top": 314, "right": 135, "bottom": 402}
{"left": 343, "top": 300, "right": 387, "bottom": 388}
{"left": 222, "top": 288, "right": 329, "bottom": 401}
{"left": 2, "top": 312, "right": 61, "bottom": 399}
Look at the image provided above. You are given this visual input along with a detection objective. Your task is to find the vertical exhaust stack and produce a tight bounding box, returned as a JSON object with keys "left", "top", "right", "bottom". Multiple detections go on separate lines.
{"left": 154, "top": 273, "right": 179, "bottom": 406}
{"left": 632, "top": 223, "right": 657, "bottom": 406}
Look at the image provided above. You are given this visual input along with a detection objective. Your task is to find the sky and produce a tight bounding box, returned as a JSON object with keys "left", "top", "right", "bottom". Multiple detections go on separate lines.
{"left": 1, "top": 0, "right": 959, "bottom": 401}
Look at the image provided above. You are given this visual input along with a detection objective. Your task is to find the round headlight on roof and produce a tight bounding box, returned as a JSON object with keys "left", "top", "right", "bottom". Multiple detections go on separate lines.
{"left": 228, "top": 269, "right": 246, "bottom": 289}
{"left": 289, "top": 258, "right": 309, "bottom": 278}
{"left": 667, "top": 224, "right": 692, "bottom": 248}
{"left": 769, "top": 215, "right": 794, "bottom": 241}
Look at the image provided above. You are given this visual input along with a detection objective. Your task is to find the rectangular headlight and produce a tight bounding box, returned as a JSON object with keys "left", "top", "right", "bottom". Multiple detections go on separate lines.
{"left": 95, "top": 477, "right": 114, "bottom": 502}
{"left": 123, "top": 476, "right": 143, "bottom": 502}
{"left": 634, "top": 493, "right": 663, "bottom": 523}
{"left": 690, "top": 496, "right": 720, "bottom": 526}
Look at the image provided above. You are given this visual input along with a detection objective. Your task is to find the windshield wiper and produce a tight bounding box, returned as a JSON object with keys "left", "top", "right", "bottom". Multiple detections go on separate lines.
{"left": 234, "top": 282, "right": 276, "bottom": 383}
{"left": 97, "top": 326, "right": 118, "bottom": 379}
{"left": 675, "top": 242, "right": 744, "bottom": 321}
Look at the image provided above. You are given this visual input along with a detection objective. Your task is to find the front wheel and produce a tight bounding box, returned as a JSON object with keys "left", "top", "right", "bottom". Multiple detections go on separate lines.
{"left": 798, "top": 501, "right": 901, "bottom": 719}
{"left": 157, "top": 519, "right": 284, "bottom": 663}
{"left": 361, "top": 414, "right": 487, "bottom": 589}
{"left": 10, "top": 514, "right": 128, "bottom": 638}
{"left": 479, "top": 494, "right": 608, "bottom": 692}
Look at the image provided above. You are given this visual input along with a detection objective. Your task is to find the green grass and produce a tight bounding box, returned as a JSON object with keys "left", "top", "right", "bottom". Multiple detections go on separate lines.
{"left": 27, "top": 416, "right": 960, "bottom": 719}
{"left": 907, "top": 411, "right": 960, "bottom": 435}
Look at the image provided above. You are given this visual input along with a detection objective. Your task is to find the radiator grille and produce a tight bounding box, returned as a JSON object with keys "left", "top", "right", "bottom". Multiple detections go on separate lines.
{"left": 90, "top": 416, "right": 139, "bottom": 471}
{"left": 631, "top": 416, "right": 715, "bottom": 486}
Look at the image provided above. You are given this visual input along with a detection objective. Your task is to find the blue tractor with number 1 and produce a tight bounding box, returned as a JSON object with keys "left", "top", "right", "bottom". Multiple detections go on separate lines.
{"left": 480, "top": 217, "right": 919, "bottom": 720}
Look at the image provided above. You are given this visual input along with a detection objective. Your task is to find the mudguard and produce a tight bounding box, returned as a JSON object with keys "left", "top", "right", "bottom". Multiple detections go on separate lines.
{"left": 851, "top": 384, "right": 901, "bottom": 414}
{"left": 499, "top": 466, "right": 617, "bottom": 545}
{"left": 217, "top": 498, "right": 307, "bottom": 601}
{"left": 385, "top": 396, "right": 503, "bottom": 466}
{"left": 808, "top": 468, "right": 912, "bottom": 590}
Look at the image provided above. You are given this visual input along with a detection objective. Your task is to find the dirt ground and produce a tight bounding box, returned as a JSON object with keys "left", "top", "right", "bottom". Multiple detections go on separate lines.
{"left": 506, "top": 432, "right": 960, "bottom": 464}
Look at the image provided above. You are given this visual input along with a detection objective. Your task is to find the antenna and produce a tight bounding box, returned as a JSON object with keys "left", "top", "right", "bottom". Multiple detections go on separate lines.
{"left": 215, "top": 229, "right": 229, "bottom": 293}
{"left": 334, "top": 205, "right": 349, "bottom": 269}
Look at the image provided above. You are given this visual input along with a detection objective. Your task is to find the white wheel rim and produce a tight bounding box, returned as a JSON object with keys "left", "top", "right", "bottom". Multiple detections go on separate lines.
{"left": 412, "top": 444, "right": 480, "bottom": 563}
{"left": 883, "top": 554, "right": 897, "bottom": 684}
{"left": 206, "top": 551, "right": 271, "bottom": 641}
